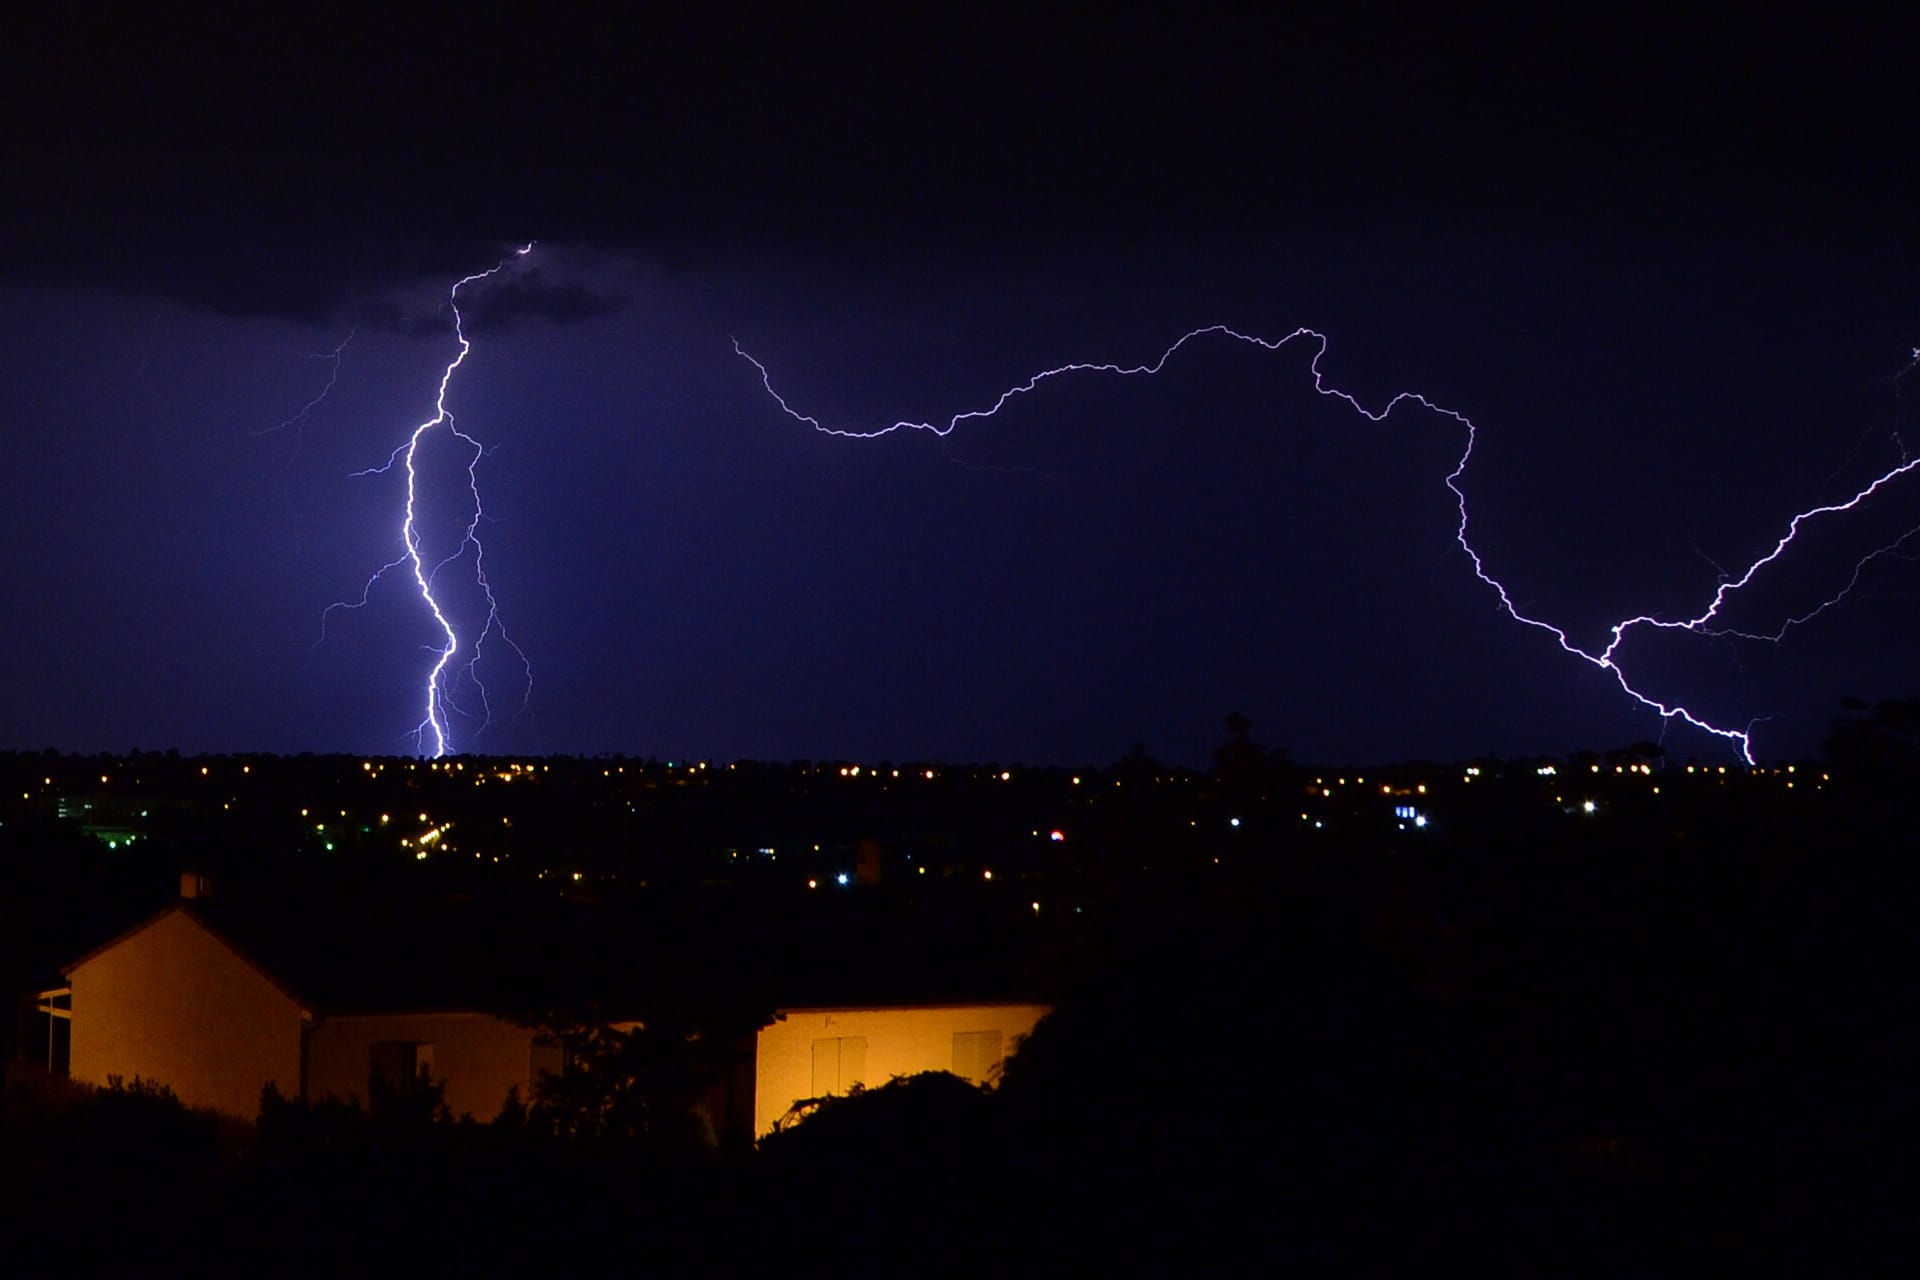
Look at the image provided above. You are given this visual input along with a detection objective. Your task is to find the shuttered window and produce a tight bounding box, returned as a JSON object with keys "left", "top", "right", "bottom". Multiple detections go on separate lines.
{"left": 369, "top": 1041, "right": 435, "bottom": 1096}
{"left": 951, "top": 1030, "right": 1003, "bottom": 1084}
{"left": 530, "top": 1039, "right": 565, "bottom": 1086}
{"left": 810, "top": 1036, "right": 868, "bottom": 1096}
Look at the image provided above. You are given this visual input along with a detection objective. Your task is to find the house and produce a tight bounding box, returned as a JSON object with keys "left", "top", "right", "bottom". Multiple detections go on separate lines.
{"left": 45, "top": 884, "right": 1049, "bottom": 1137}
{"left": 755, "top": 1002, "right": 1049, "bottom": 1136}
{"left": 56, "top": 900, "right": 556, "bottom": 1122}
{"left": 62, "top": 901, "right": 310, "bottom": 1120}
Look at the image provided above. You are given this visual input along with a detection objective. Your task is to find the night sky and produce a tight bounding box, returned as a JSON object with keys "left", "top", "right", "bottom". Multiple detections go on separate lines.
{"left": 4, "top": 8, "right": 1916, "bottom": 766}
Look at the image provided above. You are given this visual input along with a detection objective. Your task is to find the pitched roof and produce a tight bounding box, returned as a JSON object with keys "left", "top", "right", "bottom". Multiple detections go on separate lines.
{"left": 63, "top": 902, "right": 314, "bottom": 1015}
{"left": 57, "top": 885, "right": 1045, "bottom": 1023}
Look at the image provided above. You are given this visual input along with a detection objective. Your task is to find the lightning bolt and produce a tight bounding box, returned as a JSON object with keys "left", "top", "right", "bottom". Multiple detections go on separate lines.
{"left": 255, "top": 330, "right": 355, "bottom": 437}
{"left": 256, "top": 330, "right": 354, "bottom": 556}
{"left": 735, "top": 327, "right": 1920, "bottom": 764}
{"left": 325, "top": 245, "right": 534, "bottom": 757}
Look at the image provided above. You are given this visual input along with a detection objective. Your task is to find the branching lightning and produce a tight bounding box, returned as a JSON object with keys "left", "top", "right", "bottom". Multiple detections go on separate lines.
{"left": 255, "top": 330, "right": 355, "bottom": 437}
{"left": 257, "top": 330, "right": 355, "bottom": 554}
{"left": 735, "top": 327, "right": 1920, "bottom": 763}
{"left": 324, "top": 246, "right": 533, "bottom": 757}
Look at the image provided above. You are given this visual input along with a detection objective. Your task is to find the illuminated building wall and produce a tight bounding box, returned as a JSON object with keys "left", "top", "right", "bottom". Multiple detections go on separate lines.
{"left": 62, "top": 912, "right": 1046, "bottom": 1135}
{"left": 65, "top": 906, "right": 307, "bottom": 1119}
{"left": 754, "top": 1003, "right": 1049, "bottom": 1137}
{"left": 305, "top": 1011, "right": 549, "bottom": 1121}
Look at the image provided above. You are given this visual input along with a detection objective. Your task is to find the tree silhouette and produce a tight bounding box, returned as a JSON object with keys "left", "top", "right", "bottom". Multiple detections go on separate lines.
{"left": 1213, "top": 710, "right": 1290, "bottom": 791}
{"left": 1825, "top": 696, "right": 1920, "bottom": 775}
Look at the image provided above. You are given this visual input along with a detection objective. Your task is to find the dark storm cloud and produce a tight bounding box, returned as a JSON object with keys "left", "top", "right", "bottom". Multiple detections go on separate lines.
{"left": 447, "top": 274, "right": 628, "bottom": 333}
{"left": 3, "top": 7, "right": 1917, "bottom": 762}
{"left": 5, "top": 8, "right": 1912, "bottom": 319}
{"left": 347, "top": 270, "right": 627, "bottom": 337}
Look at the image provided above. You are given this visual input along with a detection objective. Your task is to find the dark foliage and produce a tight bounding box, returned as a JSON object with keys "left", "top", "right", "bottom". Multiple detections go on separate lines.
{"left": 754, "top": 1072, "right": 998, "bottom": 1253}
{"left": 0, "top": 1076, "right": 224, "bottom": 1276}
{"left": 521, "top": 1015, "right": 754, "bottom": 1158}
{"left": 1825, "top": 697, "right": 1920, "bottom": 777}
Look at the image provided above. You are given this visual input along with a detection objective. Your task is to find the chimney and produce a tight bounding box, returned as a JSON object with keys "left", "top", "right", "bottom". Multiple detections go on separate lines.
{"left": 180, "top": 870, "right": 213, "bottom": 900}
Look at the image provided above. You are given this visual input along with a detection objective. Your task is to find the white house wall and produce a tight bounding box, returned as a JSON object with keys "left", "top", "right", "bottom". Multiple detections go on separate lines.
{"left": 66, "top": 909, "right": 306, "bottom": 1120}
{"left": 754, "top": 1003, "right": 1049, "bottom": 1137}
{"left": 305, "top": 1011, "right": 543, "bottom": 1121}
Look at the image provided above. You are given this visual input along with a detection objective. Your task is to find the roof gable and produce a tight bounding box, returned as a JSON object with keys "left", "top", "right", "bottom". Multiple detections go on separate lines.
{"left": 65, "top": 902, "right": 314, "bottom": 1016}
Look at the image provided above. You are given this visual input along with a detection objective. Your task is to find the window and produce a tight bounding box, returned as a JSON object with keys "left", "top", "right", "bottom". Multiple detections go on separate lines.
{"left": 529, "top": 1038, "right": 565, "bottom": 1087}
{"left": 810, "top": 1036, "right": 867, "bottom": 1097}
{"left": 952, "top": 1030, "right": 1003, "bottom": 1084}
{"left": 369, "top": 1041, "right": 435, "bottom": 1097}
